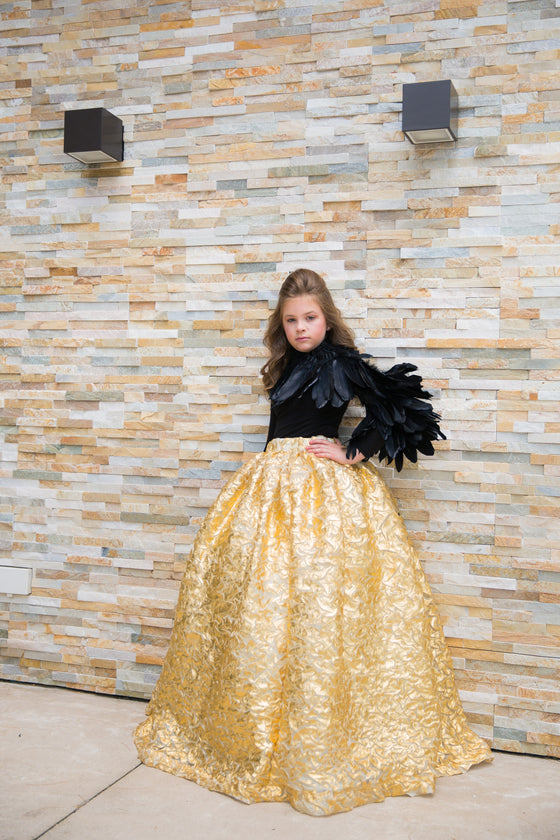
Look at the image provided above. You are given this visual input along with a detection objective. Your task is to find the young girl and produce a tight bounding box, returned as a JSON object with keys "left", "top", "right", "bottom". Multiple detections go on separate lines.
{"left": 134, "top": 268, "right": 491, "bottom": 816}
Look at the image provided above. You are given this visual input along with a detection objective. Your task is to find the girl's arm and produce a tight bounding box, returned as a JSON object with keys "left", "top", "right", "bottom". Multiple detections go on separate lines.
{"left": 265, "top": 404, "right": 277, "bottom": 449}
{"left": 345, "top": 363, "right": 446, "bottom": 472}
{"left": 305, "top": 438, "right": 365, "bottom": 465}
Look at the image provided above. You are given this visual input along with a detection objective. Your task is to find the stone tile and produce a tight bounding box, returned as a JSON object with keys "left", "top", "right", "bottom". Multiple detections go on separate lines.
{"left": 1, "top": 0, "right": 559, "bottom": 759}
{"left": 0, "top": 682, "right": 145, "bottom": 840}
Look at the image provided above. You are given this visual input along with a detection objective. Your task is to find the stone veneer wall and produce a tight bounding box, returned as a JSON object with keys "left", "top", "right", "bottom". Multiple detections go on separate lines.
{"left": 1, "top": 0, "right": 559, "bottom": 758}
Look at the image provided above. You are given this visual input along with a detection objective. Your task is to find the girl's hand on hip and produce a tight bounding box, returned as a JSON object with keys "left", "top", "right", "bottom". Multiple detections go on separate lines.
{"left": 305, "top": 438, "right": 365, "bottom": 465}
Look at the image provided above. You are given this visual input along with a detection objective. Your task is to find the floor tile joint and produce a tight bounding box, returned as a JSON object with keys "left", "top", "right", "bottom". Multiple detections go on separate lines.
{"left": 32, "top": 762, "right": 142, "bottom": 840}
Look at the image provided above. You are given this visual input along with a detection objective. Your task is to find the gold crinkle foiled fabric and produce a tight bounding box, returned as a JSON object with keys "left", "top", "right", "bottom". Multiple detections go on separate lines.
{"left": 134, "top": 437, "right": 491, "bottom": 816}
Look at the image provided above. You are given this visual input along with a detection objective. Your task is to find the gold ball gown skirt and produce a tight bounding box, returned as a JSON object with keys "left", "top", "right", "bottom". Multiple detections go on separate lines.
{"left": 134, "top": 437, "right": 491, "bottom": 816}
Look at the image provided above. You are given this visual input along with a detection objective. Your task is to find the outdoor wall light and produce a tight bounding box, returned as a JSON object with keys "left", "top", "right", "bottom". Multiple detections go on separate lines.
{"left": 63, "top": 107, "right": 124, "bottom": 163}
{"left": 402, "top": 80, "right": 458, "bottom": 144}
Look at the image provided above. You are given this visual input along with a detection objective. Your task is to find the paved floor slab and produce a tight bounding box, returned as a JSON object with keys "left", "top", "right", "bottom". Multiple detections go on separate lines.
{"left": 0, "top": 681, "right": 144, "bottom": 840}
{"left": 38, "top": 755, "right": 560, "bottom": 840}
{"left": 2, "top": 681, "right": 560, "bottom": 840}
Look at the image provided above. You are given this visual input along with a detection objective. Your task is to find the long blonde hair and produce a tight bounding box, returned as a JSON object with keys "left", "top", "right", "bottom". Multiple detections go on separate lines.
{"left": 261, "top": 268, "right": 356, "bottom": 391}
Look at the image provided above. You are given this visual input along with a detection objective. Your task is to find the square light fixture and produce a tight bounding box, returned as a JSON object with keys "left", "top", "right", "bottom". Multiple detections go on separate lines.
{"left": 402, "top": 80, "right": 458, "bottom": 145}
{"left": 64, "top": 107, "right": 124, "bottom": 163}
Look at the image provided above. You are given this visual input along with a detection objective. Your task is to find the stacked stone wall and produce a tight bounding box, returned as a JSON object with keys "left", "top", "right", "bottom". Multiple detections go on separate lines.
{"left": 1, "top": 1, "right": 559, "bottom": 757}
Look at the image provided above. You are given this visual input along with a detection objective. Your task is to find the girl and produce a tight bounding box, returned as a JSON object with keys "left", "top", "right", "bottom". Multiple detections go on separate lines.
{"left": 134, "top": 268, "right": 491, "bottom": 816}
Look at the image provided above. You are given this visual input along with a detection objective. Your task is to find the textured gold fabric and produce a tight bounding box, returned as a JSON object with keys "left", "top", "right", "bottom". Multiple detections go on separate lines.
{"left": 134, "top": 437, "right": 491, "bottom": 816}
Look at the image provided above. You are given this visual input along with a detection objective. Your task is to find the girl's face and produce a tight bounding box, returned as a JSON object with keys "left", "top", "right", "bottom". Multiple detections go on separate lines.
{"left": 282, "top": 295, "right": 327, "bottom": 352}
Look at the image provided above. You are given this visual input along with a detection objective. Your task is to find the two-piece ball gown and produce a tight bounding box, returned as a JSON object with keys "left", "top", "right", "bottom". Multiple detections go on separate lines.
{"left": 134, "top": 340, "right": 491, "bottom": 816}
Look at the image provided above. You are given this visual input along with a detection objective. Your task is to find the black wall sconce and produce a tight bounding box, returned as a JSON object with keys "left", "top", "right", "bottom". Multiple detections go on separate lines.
{"left": 64, "top": 107, "right": 124, "bottom": 164}
{"left": 402, "top": 80, "right": 458, "bottom": 144}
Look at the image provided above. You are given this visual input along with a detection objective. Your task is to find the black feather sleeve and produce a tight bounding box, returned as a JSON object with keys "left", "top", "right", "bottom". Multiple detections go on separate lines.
{"left": 342, "top": 355, "right": 446, "bottom": 471}
{"left": 269, "top": 342, "right": 445, "bottom": 471}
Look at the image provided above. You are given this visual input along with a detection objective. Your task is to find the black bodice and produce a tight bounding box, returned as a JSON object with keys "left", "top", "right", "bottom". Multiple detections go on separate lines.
{"left": 264, "top": 341, "right": 445, "bottom": 471}
{"left": 266, "top": 387, "right": 382, "bottom": 460}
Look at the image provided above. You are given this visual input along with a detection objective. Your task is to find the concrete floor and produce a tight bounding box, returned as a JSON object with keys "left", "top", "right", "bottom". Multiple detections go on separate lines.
{"left": 2, "top": 681, "right": 559, "bottom": 840}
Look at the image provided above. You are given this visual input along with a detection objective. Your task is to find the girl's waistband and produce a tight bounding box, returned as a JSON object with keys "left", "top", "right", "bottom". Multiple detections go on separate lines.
{"left": 265, "top": 436, "right": 334, "bottom": 455}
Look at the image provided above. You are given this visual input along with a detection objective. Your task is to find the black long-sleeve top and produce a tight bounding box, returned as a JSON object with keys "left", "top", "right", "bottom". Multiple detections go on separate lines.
{"left": 265, "top": 340, "right": 445, "bottom": 471}
{"left": 266, "top": 386, "right": 383, "bottom": 460}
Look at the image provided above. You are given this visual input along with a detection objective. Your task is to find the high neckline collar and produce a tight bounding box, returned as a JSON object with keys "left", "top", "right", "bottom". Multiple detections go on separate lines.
{"left": 290, "top": 338, "right": 331, "bottom": 362}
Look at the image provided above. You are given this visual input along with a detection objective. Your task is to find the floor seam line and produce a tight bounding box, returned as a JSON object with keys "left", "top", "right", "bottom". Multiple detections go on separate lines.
{"left": 32, "top": 761, "right": 142, "bottom": 840}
